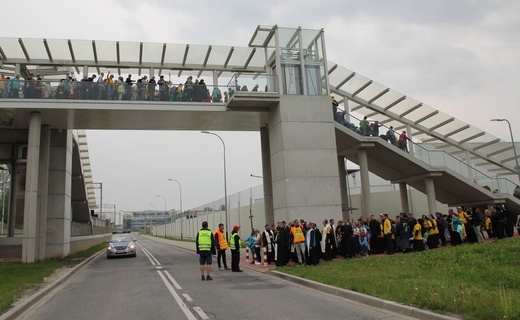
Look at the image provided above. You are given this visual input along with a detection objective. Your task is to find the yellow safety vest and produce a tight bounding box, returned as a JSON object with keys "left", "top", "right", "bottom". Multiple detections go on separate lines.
{"left": 214, "top": 230, "right": 228, "bottom": 250}
{"left": 291, "top": 226, "right": 305, "bottom": 243}
{"left": 229, "top": 232, "right": 239, "bottom": 250}
{"left": 197, "top": 229, "right": 212, "bottom": 251}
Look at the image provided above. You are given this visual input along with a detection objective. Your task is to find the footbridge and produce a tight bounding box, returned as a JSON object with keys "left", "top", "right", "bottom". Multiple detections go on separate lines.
{"left": 0, "top": 25, "right": 518, "bottom": 262}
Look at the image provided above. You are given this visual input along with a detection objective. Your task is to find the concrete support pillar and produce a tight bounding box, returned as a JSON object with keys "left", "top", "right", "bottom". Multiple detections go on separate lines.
{"left": 343, "top": 97, "right": 350, "bottom": 122}
{"left": 399, "top": 182, "right": 410, "bottom": 214}
{"left": 149, "top": 68, "right": 155, "bottom": 78}
{"left": 83, "top": 66, "right": 88, "bottom": 77}
{"left": 7, "top": 161, "right": 18, "bottom": 238}
{"left": 260, "top": 127, "right": 274, "bottom": 226}
{"left": 358, "top": 148, "right": 372, "bottom": 220}
{"left": 337, "top": 156, "right": 349, "bottom": 220}
{"left": 425, "top": 177, "right": 437, "bottom": 215}
{"left": 46, "top": 130, "right": 73, "bottom": 258}
{"left": 22, "top": 112, "right": 42, "bottom": 263}
{"left": 212, "top": 70, "right": 218, "bottom": 90}
{"left": 268, "top": 95, "right": 342, "bottom": 223}
{"left": 15, "top": 64, "right": 21, "bottom": 75}
{"left": 37, "top": 126, "right": 51, "bottom": 261}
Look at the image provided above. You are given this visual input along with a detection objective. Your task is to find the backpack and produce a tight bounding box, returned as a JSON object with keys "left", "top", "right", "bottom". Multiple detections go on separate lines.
{"left": 402, "top": 222, "right": 410, "bottom": 235}
{"left": 390, "top": 222, "right": 397, "bottom": 235}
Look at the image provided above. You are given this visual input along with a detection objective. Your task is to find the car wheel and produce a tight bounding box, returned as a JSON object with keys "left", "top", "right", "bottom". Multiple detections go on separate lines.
{"left": 132, "top": 253, "right": 137, "bottom": 258}
{"left": 107, "top": 255, "right": 112, "bottom": 259}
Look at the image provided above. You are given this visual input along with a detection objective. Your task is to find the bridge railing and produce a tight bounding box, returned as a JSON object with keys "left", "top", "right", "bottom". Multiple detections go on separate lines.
{"left": 0, "top": 75, "right": 278, "bottom": 102}
{"left": 338, "top": 111, "right": 519, "bottom": 196}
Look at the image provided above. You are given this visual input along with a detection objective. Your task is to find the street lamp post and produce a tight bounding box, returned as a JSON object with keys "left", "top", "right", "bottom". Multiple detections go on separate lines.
{"left": 201, "top": 131, "right": 228, "bottom": 239}
{"left": 149, "top": 204, "right": 157, "bottom": 235}
{"left": 167, "top": 179, "right": 183, "bottom": 240}
{"left": 491, "top": 119, "right": 520, "bottom": 183}
{"left": 157, "top": 194, "right": 167, "bottom": 219}
{"left": 0, "top": 167, "right": 8, "bottom": 236}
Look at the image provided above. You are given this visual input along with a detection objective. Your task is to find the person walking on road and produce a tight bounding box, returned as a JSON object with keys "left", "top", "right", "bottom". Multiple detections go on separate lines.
{"left": 214, "top": 223, "right": 229, "bottom": 270}
{"left": 230, "top": 225, "right": 243, "bottom": 272}
{"left": 196, "top": 221, "right": 216, "bottom": 281}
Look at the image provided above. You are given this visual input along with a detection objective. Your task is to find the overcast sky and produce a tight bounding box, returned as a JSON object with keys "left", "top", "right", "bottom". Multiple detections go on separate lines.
{"left": 5, "top": 1, "right": 519, "bottom": 212}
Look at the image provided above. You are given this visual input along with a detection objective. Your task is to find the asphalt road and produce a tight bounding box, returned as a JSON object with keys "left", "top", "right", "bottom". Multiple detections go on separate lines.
{"left": 20, "top": 235, "right": 416, "bottom": 320}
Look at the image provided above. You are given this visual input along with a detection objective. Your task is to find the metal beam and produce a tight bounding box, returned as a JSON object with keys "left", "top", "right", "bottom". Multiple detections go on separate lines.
{"left": 223, "top": 46, "right": 234, "bottom": 68}
{"left": 473, "top": 138, "right": 500, "bottom": 151}
{"left": 335, "top": 72, "right": 355, "bottom": 90}
{"left": 138, "top": 42, "right": 143, "bottom": 65}
{"left": 92, "top": 41, "right": 98, "bottom": 64}
{"left": 414, "top": 110, "right": 438, "bottom": 124}
{"left": 429, "top": 117, "right": 454, "bottom": 132}
{"left": 352, "top": 80, "right": 372, "bottom": 97}
{"left": 444, "top": 124, "right": 470, "bottom": 138}
{"left": 399, "top": 103, "right": 423, "bottom": 118}
{"left": 68, "top": 40, "right": 76, "bottom": 63}
{"left": 487, "top": 145, "right": 512, "bottom": 157}
{"left": 243, "top": 47, "right": 255, "bottom": 69}
{"left": 384, "top": 95, "right": 406, "bottom": 111}
{"left": 368, "top": 88, "right": 389, "bottom": 104}
{"left": 458, "top": 131, "right": 485, "bottom": 144}
{"left": 43, "top": 39, "right": 53, "bottom": 62}
{"left": 18, "top": 38, "right": 30, "bottom": 62}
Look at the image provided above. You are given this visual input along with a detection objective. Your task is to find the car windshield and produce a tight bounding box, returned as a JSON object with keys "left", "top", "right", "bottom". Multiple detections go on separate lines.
{"left": 111, "top": 235, "right": 133, "bottom": 242}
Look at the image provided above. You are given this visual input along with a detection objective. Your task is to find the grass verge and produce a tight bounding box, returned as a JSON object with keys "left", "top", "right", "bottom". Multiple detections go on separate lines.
{"left": 277, "top": 237, "right": 520, "bottom": 320}
{"left": 0, "top": 242, "right": 106, "bottom": 315}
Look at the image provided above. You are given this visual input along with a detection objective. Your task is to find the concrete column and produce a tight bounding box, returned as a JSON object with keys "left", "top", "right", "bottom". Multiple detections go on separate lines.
{"left": 15, "top": 64, "right": 21, "bottom": 75}
{"left": 149, "top": 68, "right": 155, "bottom": 78}
{"left": 399, "top": 182, "right": 410, "bottom": 214}
{"left": 7, "top": 161, "right": 18, "bottom": 238}
{"left": 337, "top": 156, "right": 349, "bottom": 220}
{"left": 22, "top": 112, "right": 42, "bottom": 263}
{"left": 343, "top": 97, "right": 350, "bottom": 122}
{"left": 358, "top": 148, "right": 372, "bottom": 220}
{"left": 425, "top": 177, "right": 437, "bottom": 215}
{"left": 268, "top": 95, "right": 342, "bottom": 223}
{"left": 260, "top": 127, "right": 274, "bottom": 226}
{"left": 46, "top": 130, "right": 73, "bottom": 258}
{"left": 37, "top": 126, "right": 51, "bottom": 261}
{"left": 83, "top": 66, "right": 88, "bottom": 77}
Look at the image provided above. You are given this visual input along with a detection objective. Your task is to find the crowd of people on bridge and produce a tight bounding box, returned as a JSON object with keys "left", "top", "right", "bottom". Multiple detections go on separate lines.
{"left": 196, "top": 204, "right": 518, "bottom": 274}
{"left": 331, "top": 96, "right": 412, "bottom": 152}
{"left": 0, "top": 73, "right": 242, "bottom": 103}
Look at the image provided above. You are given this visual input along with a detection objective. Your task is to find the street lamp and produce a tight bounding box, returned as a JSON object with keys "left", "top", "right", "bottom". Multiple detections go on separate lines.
{"left": 491, "top": 119, "right": 520, "bottom": 183}
{"left": 0, "top": 167, "right": 8, "bottom": 236}
{"left": 167, "top": 179, "right": 183, "bottom": 239}
{"left": 157, "top": 194, "right": 167, "bottom": 218}
{"left": 201, "top": 131, "right": 228, "bottom": 239}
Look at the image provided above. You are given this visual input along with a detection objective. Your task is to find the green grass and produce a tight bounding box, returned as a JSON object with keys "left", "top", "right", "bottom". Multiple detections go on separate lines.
{"left": 277, "top": 237, "right": 520, "bottom": 320}
{"left": 0, "top": 242, "right": 106, "bottom": 314}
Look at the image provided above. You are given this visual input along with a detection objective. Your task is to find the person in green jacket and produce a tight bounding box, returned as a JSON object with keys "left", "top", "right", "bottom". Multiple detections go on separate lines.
{"left": 229, "top": 225, "right": 243, "bottom": 272}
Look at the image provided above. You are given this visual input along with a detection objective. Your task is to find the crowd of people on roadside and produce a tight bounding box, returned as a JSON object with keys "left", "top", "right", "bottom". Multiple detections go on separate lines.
{"left": 331, "top": 96, "right": 412, "bottom": 152}
{"left": 0, "top": 73, "right": 237, "bottom": 103}
{"left": 240, "top": 205, "right": 519, "bottom": 267}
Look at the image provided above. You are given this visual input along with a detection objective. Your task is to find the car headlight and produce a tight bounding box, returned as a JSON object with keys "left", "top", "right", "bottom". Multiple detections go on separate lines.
{"left": 108, "top": 246, "right": 115, "bottom": 251}
{"left": 128, "top": 244, "right": 135, "bottom": 250}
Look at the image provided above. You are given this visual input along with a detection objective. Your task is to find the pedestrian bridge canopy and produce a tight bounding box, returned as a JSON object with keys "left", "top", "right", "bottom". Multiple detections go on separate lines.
{"left": 0, "top": 25, "right": 516, "bottom": 180}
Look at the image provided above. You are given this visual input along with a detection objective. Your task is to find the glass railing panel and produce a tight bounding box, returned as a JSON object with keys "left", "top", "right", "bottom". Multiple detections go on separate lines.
{"left": 227, "top": 74, "right": 278, "bottom": 93}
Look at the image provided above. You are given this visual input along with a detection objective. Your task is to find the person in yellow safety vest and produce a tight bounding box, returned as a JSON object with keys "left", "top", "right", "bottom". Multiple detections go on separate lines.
{"left": 196, "top": 221, "right": 215, "bottom": 281}
{"left": 457, "top": 206, "right": 469, "bottom": 240}
{"left": 290, "top": 220, "right": 306, "bottom": 265}
{"left": 424, "top": 214, "right": 439, "bottom": 249}
{"left": 413, "top": 219, "right": 425, "bottom": 251}
{"left": 214, "top": 223, "right": 229, "bottom": 271}
{"left": 229, "top": 225, "right": 243, "bottom": 272}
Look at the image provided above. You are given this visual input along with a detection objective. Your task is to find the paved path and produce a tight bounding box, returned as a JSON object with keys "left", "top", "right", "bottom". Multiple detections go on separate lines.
{"left": 16, "top": 234, "right": 418, "bottom": 320}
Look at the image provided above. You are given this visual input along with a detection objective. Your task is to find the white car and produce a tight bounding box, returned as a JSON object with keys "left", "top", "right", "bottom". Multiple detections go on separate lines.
{"left": 107, "top": 232, "right": 137, "bottom": 259}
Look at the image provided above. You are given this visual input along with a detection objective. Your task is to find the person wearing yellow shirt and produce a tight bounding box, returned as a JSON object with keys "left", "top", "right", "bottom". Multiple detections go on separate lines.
{"left": 382, "top": 214, "right": 394, "bottom": 255}
{"left": 424, "top": 215, "right": 439, "bottom": 249}
{"left": 484, "top": 209, "right": 493, "bottom": 239}
{"left": 413, "top": 219, "right": 425, "bottom": 251}
{"left": 457, "top": 206, "right": 468, "bottom": 240}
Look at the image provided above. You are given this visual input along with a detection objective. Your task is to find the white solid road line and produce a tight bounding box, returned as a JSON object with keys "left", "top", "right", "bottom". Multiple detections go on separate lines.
{"left": 182, "top": 294, "right": 193, "bottom": 302}
{"left": 141, "top": 247, "right": 161, "bottom": 266}
{"left": 137, "top": 247, "right": 155, "bottom": 266}
{"left": 157, "top": 271, "right": 197, "bottom": 320}
{"left": 164, "top": 270, "right": 183, "bottom": 290}
{"left": 193, "top": 306, "right": 210, "bottom": 320}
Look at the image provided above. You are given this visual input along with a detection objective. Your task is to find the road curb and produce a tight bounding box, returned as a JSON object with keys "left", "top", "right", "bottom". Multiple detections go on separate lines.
{"left": 0, "top": 250, "right": 104, "bottom": 320}
{"left": 269, "top": 271, "right": 460, "bottom": 320}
